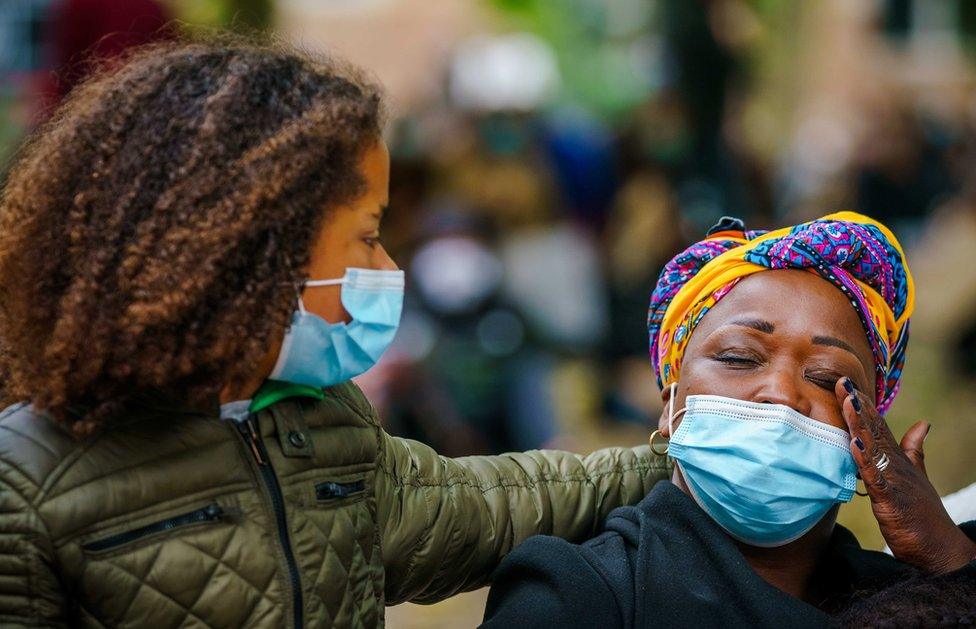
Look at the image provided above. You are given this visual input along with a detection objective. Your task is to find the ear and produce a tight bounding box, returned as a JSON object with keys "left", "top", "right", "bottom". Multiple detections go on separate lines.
{"left": 658, "top": 383, "right": 674, "bottom": 438}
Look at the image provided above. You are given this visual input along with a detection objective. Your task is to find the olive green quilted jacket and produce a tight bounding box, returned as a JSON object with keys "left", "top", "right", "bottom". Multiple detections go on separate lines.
{"left": 0, "top": 382, "right": 668, "bottom": 628}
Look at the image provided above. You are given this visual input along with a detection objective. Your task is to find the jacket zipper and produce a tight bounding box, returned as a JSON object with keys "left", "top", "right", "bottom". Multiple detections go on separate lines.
{"left": 82, "top": 503, "right": 224, "bottom": 553}
{"left": 236, "top": 417, "right": 304, "bottom": 629}
{"left": 315, "top": 479, "right": 365, "bottom": 501}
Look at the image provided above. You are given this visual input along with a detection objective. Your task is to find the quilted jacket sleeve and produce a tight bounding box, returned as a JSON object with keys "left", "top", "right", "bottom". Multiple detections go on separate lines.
{"left": 375, "top": 432, "right": 669, "bottom": 604}
{"left": 0, "top": 471, "right": 66, "bottom": 627}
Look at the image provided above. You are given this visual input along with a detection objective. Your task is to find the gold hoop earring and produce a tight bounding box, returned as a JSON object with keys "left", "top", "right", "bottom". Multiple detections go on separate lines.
{"left": 649, "top": 429, "right": 669, "bottom": 456}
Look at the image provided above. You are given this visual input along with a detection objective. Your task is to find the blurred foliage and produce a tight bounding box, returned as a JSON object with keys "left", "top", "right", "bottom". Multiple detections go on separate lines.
{"left": 489, "top": 0, "right": 658, "bottom": 119}
{"left": 490, "top": 0, "right": 803, "bottom": 160}
{"left": 166, "top": 0, "right": 273, "bottom": 31}
{"left": 0, "top": 91, "right": 16, "bottom": 180}
{"left": 959, "top": 0, "right": 976, "bottom": 56}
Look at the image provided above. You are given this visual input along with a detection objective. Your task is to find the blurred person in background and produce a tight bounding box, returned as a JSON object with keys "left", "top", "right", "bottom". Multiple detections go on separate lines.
{"left": 853, "top": 99, "right": 958, "bottom": 247}
{"left": 483, "top": 213, "right": 976, "bottom": 627}
{"left": 0, "top": 38, "right": 669, "bottom": 627}
{"left": 659, "top": 0, "right": 755, "bottom": 231}
{"left": 601, "top": 129, "right": 683, "bottom": 425}
{"left": 377, "top": 106, "right": 620, "bottom": 453}
{"left": 377, "top": 208, "right": 562, "bottom": 455}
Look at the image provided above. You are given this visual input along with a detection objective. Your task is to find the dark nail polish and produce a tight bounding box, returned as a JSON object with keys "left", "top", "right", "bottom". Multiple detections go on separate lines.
{"left": 851, "top": 396, "right": 862, "bottom": 413}
{"left": 843, "top": 378, "right": 855, "bottom": 394}
{"left": 854, "top": 437, "right": 865, "bottom": 451}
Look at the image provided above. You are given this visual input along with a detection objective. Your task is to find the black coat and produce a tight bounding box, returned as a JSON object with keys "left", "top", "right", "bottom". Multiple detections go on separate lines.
{"left": 482, "top": 481, "right": 975, "bottom": 628}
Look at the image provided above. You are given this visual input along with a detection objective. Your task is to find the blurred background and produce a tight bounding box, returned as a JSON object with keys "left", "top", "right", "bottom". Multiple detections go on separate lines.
{"left": 3, "top": 0, "right": 976, "bottom": 625}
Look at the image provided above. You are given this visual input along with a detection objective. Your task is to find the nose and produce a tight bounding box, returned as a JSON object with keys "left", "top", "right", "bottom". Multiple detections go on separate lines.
{"left": 755, "top": 366, "right": 811, "bottom": 416}
{"left": 375, "top": 244, "right": 399, "bottom": 271}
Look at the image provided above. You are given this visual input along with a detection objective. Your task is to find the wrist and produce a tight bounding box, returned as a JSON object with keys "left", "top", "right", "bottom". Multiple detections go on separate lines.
{"left": 928, "top": 533, "right": 976, "bottom": 575}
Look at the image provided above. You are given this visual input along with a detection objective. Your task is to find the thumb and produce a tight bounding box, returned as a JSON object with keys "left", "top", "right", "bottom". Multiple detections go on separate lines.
{"left": 899, "top": 421, "right": 930, "bottom": 474}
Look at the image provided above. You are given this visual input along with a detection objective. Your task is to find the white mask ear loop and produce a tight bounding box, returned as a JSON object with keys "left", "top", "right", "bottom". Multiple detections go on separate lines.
{"left": 296, "top": 278, "right": 345, "bottom": 315}
{"left": 304, "top": 279, "right": 345, "bottom": 287}
{"left": 667, "top": 382, "right": 688, "bottom": 437}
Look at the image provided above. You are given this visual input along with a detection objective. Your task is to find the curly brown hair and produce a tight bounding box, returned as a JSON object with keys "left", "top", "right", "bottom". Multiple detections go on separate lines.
{"left": 0, "top": 37, "right": 384, "bottom": 433}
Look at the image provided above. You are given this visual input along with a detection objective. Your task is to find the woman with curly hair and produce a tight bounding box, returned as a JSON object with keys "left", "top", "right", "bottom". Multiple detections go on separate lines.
{"left": 0, "top": 39, "right": 667, "bottom": 627}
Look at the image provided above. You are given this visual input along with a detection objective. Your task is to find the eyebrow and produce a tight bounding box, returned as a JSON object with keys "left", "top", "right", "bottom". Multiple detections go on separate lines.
{"left": 811, "top": 335, "right": 858, "bottom": 356}
{"left": 727, "top": 319, "right": 861, "bottom": 357}
{"left": 371, "top": 205, "right": 388, "bottom": 221}
{"left": 729, "top": 318, "right": 775, "bottom": 334}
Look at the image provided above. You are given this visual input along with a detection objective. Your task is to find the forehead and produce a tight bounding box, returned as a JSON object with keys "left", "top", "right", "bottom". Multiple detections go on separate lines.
{"left": 688, "top": 269, "right": 874, "bottom": 364}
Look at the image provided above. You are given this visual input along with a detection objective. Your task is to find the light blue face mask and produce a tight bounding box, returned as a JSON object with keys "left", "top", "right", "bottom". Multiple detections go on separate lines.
{"left": 269, "top": 268, "right": 405, "bottom": 388}
{"left": 666, "top": 387, "right": 857, "bottom": 547}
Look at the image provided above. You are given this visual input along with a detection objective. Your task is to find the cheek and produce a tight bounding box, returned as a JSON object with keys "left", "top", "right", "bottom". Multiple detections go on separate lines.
{"left": 300, "top": 286, "right": 349, "bottom": 324}
{"left": 810, "top": 398, "right": 847, "bottom": 430}
{"left": 346, "top": 244, "right": 375, "bottom": 269}
{"left": 315, "top": 240, "right": 360, "bottom": 276}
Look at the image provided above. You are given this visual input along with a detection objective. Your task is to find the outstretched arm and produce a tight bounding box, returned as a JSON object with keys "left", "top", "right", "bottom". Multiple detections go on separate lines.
{"left": 375, "top": 431, "right": 668, "bottom": 604}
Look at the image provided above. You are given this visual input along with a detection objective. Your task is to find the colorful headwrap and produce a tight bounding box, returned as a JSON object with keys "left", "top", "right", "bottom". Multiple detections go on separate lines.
{"left": 647, "top": 211, "right": 914, "bottom": 414}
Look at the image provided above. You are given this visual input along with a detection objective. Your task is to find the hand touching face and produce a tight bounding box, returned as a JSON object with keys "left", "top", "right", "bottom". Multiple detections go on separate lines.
{"left": 836, "top": 377, "right": 976, "bottom": 573}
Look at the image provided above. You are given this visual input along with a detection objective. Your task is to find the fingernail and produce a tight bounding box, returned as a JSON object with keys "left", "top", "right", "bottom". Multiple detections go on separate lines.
{"left": 851, "top": 395, "right": 862, "bottom": 413}
{"left": 854, "top": 437, "right": 865, "bottom": 451}
{"left": 843, "top": 378, "right": 855, "bottom": 394}
{"left": 924, "top": 424, "right": 932, "bottom": 441}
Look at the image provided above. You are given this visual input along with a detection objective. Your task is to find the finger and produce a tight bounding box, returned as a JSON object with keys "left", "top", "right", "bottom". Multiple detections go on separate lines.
{"left": 841, "top": 389, "right": 880, "bottom": 486}
{"left": 850, "top": 433, "right": 887, "bottom": 492}
{"left": 836, "top": 378, "right": 865, "bottom": 436}
{"left": 839, "top": 378, "right": 892, "bottom": 493}
{"left": 844, "top": 378, "right": 901, "bottom": 451}
{"left": 833, "top": 377, "right": 849, "bottom": 414}
{"left": 839, "top": 378, "right": 874, "bottom": 450}
{"left": 899, "top": 421, "right": 930, "bottom": 475}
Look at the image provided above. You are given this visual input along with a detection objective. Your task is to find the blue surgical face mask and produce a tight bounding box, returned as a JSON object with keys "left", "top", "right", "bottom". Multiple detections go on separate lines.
{"left": 666, "top": 385, "right": 857, "bottom": 547}
{"left": 269, "top": 268, "right": 405, "bottom": 388}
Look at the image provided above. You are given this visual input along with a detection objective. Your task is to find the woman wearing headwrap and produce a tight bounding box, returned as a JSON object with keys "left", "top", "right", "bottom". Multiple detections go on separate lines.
{"left": 482, "top": 212, "right": 976, "bottom": 628}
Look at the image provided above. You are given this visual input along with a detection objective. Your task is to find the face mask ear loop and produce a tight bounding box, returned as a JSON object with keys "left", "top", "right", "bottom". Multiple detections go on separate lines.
{"left": 671, "top": 408, "right": 688, "bottom": 437}
{"left": 666, "top": 383, "right": 674, "bottom": 428}
{"left": 667, "top": 382, "right": 688, "bottom": 437}
{"left": 294, "top": 284, "right": 307, "bottom": 316}
{"left": 297, "top": 277, "right": 346, "bottom": 315}
{"left": 304, "top": 278, "right": 345, "bottom": 287}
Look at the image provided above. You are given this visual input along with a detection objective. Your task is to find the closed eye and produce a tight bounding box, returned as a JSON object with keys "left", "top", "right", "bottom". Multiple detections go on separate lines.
{"left": 712, "top": 352, "right": 761, "bottom": 367}
{"left": 806, "top": 371, "right": 842, "bottom": 391}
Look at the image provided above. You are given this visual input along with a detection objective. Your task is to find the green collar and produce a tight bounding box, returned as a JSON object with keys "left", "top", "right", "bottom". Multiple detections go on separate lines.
{"left": 249, "top": 380, "right": 325, "bottom": 413}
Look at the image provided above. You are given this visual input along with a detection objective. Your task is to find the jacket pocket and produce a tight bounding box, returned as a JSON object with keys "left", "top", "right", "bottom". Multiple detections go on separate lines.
{"left": 82, "top": 503, "right": 226, "bottom": 553}
{"left": 315, "top": 479, "right": 365, "bottom": 501}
